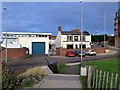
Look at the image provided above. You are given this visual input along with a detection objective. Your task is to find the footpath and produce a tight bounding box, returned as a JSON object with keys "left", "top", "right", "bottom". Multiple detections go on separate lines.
{"left": 33, "top": 63, "right": 82, "bottom": 88}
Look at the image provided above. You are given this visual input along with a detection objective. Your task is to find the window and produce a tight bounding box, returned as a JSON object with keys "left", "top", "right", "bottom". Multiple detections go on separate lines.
{"left": 67, "top": 44, "right": 73, "bottom": 49}
{"left": 75, "top": 44, "right": 78, "bottom": 49}
{"left": 67, "top": 36, "right": 72, "bottom": 41}
{"left": 80, "top": 36, "right": 85, "bottom": 41}
{"left": 79, "top": 44, "right": 86, "bottom": 48}
{"left": 74, "top": 36, "right": 78, "bottom": 41}
{"left": 82, "top": 36, "right": 85, "bottom": 41}
{"left": 45, "top": 35, "right": 47, "bottom": 37}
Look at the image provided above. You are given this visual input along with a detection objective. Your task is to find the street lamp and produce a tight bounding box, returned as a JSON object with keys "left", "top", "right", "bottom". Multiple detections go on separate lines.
{"left": 80, "top": 1, "right": 84, "bottom": 67}
{"left": 3, "top": 7, "right": 8, "bottom": 62}
{"left": 104, "top": 12, "right": 107, "bottom": 47}
{"left": 80, "top": 1, "right": 87, "bottom": 76}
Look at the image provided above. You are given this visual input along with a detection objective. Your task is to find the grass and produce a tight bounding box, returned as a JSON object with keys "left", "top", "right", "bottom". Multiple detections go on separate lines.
{"left": 86, "top": 58, "right": 119, "bottom": 73}
{"left": 19, "top": 66, "right": 45, "bottom": 77}
{"left": 80, "top": 58, "right": 119, "bottom": 89}
{"left": 57, "top": 61, "right": 67, "bottom": 74}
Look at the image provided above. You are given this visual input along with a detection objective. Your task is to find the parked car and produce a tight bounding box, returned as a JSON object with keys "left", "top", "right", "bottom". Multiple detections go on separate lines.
{"left": 75, "top": 50, "right": 86, "bottom": 57}
{"left": 66, "top": 50, "right": 75, "bottom": 57}
{"left": 85, "top": 50, "right": 96, "bottom": 56}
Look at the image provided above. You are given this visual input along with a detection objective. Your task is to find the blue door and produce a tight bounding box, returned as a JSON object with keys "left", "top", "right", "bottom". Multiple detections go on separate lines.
{"left": 32, "top": 42, "right": 45, "bottom": 55}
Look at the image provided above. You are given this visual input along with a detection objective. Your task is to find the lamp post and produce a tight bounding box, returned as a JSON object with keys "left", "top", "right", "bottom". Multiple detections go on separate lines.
{"left": 3, "top": 7, "right": 8, "bottom": 62}
{"left": 104, "top": 12, "right": 107, "bottom": 47}
{"left": 80, "top": 1, "right": 87, "bottom": 76}
{"left": 80, "top": 1, "right": 84, "bottom": 67}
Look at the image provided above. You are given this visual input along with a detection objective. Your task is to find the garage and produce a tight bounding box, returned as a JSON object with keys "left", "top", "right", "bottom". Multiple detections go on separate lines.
{"left": 32, "top": 42, "right": 45, "bottom": 55}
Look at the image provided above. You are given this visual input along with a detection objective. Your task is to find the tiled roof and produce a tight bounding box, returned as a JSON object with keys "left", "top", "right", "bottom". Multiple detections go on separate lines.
{"left": 61, "top": 31, "right": 90, "bottom": 35}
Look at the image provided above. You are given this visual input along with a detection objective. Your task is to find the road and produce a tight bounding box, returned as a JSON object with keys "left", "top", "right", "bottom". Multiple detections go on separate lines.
{"left": 6, "top": 50, "right": 118, "bottom": 74}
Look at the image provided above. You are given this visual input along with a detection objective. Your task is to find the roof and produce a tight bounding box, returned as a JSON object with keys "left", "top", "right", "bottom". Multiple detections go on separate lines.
{"left": 2, "top": 32, "right": 51, "bottom": 35}
{"left": 61, "top": 31, "right": 90, "bottom": 35}
{"left": 50, "top": 36, "right": 56, "bottom": 39}
{"left": 1, "top": 43, "right": 22, "bottom": 48}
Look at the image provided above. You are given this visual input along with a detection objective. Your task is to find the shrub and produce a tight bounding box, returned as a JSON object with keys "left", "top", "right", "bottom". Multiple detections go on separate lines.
{"left": 2, "top": 69, "right": 18, "bottom": 89}
{"left": 17, "top": 67, "right": 45, "bottom": 87}
{"left": 57, "top": 62, "right": 66, "bottom": 73}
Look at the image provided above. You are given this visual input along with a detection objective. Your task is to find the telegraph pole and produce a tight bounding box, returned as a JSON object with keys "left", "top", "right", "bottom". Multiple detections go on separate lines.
{"left": 3, "top": 7, "right": 8, "bottom": 62}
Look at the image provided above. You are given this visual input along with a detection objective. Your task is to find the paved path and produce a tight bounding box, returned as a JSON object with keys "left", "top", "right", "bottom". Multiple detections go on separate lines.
{"left": 33, "top": 74, "right": 81, "bottom": 88}
{"left": 62, "top": 64, "right": 80, "bottom": 75}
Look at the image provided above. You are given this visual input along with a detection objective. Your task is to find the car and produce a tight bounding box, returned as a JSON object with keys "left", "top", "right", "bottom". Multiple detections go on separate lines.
{"left": 75, "top": 50, "right": 86, "bottom": 57}
{"left": 66, "top": 50, "right": 76, "bottom": 57}
{"left": 85, "top": 50, "right": 96, "bottom": 56}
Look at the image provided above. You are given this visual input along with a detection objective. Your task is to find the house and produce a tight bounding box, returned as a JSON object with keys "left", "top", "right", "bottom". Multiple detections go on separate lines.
{"left": 49, "top": 35, "right": 56, "bottom": 49}
{"left": 55, "top": 26, "right": 91, "bottom": 49}
{"left": 2, "top": 32, "right": 51, "bottom": 55}
{"left": 114, "top": 1, "right": 120, "bottom": 48}
{"left": 50, "top": 36, "right": 56, "bottom": 45}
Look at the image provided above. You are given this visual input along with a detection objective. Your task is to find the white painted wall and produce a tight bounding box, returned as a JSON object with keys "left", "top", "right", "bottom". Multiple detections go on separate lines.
{"left": 18, "top": 37, "right": 49, "bottom": 54}
{"left": 85, "top": 35, "right": 91, "bottom": 42}
{"left": 55, "top": 31, "right": 62, "bottom": 48}
{"left": 85, "top": 35, "right": 91, "bottom": 48}
{"left": 62, "top": 42, "right": 87, "bottom": 48}
{"left": 49, "top": 39, "right": 56, "bottom": 45}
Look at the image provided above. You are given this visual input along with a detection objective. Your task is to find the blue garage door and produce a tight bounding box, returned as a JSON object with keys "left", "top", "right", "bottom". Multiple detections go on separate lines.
{"left": 32, "top": 42, "right": 45, "bottom": 55}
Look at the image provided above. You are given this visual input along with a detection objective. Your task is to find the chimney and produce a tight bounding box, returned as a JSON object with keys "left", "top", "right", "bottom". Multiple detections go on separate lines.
{"left": 58, "top": 26, "right": 62, "bottom": 32}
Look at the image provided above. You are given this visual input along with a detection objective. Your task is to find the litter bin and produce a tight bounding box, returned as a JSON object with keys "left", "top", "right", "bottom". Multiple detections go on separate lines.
{"left": 48, "top": 61, "right": 58, "bottom": 73}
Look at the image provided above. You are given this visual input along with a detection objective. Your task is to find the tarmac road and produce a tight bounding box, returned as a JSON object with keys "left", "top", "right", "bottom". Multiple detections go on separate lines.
{"left": 6, "top": 50, "right": 118, "bottom": 74}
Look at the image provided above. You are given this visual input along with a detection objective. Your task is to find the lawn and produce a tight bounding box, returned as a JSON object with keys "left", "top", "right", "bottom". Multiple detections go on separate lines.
{"left": 86, "top": 58, "right": 119, "bottom": 73}
{"left": 80, "top": 58, "right": 119, "bottom": 88}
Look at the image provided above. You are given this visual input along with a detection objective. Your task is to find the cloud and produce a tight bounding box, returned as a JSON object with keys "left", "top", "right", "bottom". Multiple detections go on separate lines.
{"left": 2, "top": 2, "right": 117, "bottom": 35}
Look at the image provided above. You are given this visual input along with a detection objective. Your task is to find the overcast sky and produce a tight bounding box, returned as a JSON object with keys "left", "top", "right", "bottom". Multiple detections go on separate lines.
{"left": 2, "top": 2, "right": 118, "bottom": 35}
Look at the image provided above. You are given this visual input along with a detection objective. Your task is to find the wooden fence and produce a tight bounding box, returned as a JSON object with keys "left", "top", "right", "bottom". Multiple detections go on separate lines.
{"left": 87, "top": 66, "right": 119, "bottom": 89}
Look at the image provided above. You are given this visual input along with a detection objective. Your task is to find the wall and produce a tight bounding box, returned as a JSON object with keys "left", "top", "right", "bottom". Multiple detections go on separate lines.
{"left": 18, "top": 37, "right": 49, "bottom": 54}
{"left": 85, "top": 35, "right": 91, "bottom": 48}
{"left": 56, "top": 47, "right": 106, "bottom": 56}
{"left": 55, "top": 31, "right": 62, "bottom": 48}
{"left": 56, "top": 34, "right": 91, "bottom": 48}
{"left": 115, "top": 35, "right": 120, "bottom": 48}
{"left": 61, "top": 42, "right": 90, "bottom": 49}
{"left": 0, "top": 48, "right": 29, "bottom": 61}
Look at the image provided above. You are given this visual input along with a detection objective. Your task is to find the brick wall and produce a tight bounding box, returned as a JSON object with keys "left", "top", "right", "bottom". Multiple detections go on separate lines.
{"left": 0, "top": 47, "right": 29, "bottom": 61}
{"left": 56, "top": 47, "right": 106, "bottom": 56}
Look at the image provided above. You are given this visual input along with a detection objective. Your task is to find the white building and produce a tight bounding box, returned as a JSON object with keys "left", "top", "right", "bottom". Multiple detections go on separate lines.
{"left": 56, "top": 26, "right": 91, "bottom": 49}
{"left": 2, "top": 32, "right": 51, "bottom": 55}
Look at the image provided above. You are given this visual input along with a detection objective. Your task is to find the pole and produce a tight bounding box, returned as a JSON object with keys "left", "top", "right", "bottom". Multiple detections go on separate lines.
{"left": 104, "top": 12, "right": 107, "bottom": 48}
{"left": 4, "top": 7, "right": 8, "bottom": 62}
{"left": 80, "top": 1, "right": 84, "bottom": 67}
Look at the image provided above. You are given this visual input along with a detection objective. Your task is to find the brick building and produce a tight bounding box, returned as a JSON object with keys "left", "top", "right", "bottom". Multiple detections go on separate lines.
{"left": 114, "top": 1, "right": 120, "bottom": 48}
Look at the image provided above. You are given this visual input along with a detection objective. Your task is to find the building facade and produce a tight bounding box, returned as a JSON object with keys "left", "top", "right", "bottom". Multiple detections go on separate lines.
{"left": 114, "top": 1, "right": 120, "bottom": 48}
{"left": 56, "top": 26, "right": 91, "bottom": 49}
{"left": 2, "top": 32, "right": 51, "bottom": 55}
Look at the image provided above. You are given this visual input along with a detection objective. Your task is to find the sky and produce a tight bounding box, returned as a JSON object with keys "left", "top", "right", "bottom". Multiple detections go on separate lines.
{"left": 2, "top": 2, "right": 118, "bottom": 36}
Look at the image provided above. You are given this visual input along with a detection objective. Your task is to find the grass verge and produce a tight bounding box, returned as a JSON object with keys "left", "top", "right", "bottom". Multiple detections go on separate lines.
{"left": 86, "top": 58, "right": 119, "bottom": 73}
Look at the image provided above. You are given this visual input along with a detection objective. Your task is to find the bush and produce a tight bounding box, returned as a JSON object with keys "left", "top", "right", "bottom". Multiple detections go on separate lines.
{"left": 17, "top": 67, "right": 45, "bottom": 88}
{"left": 2, "top": 69, "right": 18, "bottom": 89}
{"left": 57, "top": 62, "right": 66, "bottom": 73}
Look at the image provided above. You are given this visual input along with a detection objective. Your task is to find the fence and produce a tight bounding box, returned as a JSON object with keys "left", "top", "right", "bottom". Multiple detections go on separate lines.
{"left": 87, "top": 66, "right": 119, "bottom": 89}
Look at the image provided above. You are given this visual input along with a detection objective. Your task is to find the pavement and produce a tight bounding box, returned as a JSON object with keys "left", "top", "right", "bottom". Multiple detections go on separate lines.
{"left": 33, "top": 74, "right": 81, "bottom": 88}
